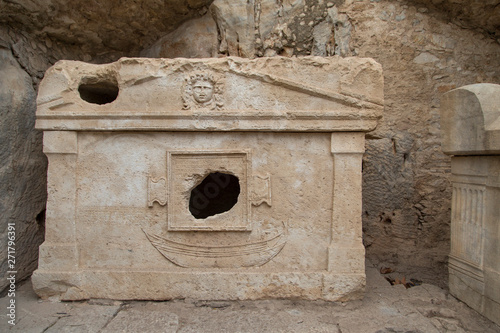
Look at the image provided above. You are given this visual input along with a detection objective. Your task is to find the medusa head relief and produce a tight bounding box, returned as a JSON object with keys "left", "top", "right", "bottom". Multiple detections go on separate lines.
{"left": 182, "top": 71, "right": 224, "bottom": 110}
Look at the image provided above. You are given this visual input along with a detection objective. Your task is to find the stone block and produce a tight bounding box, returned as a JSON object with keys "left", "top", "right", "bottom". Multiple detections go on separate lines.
{"left": 33, "top": 56, "right": 383, "bottom": 301}
{"left": 440, "top": 83, "right": 500, "bottom": 325}
{"left": 440, "top": 83, "right": 500, "bottom": 155}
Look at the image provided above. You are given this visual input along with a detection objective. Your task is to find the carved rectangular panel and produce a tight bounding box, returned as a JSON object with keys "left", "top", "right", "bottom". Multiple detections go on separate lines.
{"left": 251, "top": 174, "right": 272, "bottom": 207}
{"left": 147, "top": 176, "right": 167, "bottom": 207}
{"left": 167, "top": 150, "right": 250, "bottom": 231}
{"left": 451, "top": 183, "right": 485, "bottom": 268}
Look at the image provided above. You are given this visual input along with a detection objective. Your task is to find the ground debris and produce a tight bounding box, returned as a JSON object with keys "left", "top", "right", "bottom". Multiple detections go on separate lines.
{"left": 385, "top": 276, "right": 423, "bottom": 289}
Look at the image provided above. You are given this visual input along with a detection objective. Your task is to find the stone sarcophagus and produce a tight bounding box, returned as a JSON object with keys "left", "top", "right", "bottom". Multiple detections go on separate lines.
{"left": 33, "top": 56, "right": 383, "bottom": 301}
{"left": 440, "top": 83, "right": 500, "bottom": 325}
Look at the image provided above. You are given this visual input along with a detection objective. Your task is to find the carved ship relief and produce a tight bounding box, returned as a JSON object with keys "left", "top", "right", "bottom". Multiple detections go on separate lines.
{"left": 143, "top": 222, "right": 287, "bottom": 268}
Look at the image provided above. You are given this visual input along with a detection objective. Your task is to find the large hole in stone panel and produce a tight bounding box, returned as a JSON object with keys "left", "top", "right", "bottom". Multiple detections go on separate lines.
{"left": 78, "top": 79, "right": 119, "bottom": 105}
{"left": 189, "top": 172, "right": 240, "bottom": 219}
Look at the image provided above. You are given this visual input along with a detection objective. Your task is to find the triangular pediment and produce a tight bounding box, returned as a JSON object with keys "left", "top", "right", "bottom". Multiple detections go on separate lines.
{"left": 36, "top": 57, "right": 384, "bottom": 132}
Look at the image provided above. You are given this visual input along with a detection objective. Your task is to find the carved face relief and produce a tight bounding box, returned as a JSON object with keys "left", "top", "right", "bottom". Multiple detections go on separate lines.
{"left": 182, "top": 70, "right": 224, "bottom": 110}
{"left": 192, "top": 80, "right": 214, "bottom": 104}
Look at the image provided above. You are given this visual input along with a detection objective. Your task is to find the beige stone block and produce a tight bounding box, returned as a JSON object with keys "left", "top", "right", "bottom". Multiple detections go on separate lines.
{"left": 331, "top": 132, "right": 365, "bottom": 154}
{"left": 331, "top": 152, "right": 364, "bottom": 242}
{"left": 322, "top": 273, "right": 366, "bottom": 302}
{"left": 44, "top": 153, "right": 77, "bottom": 243}
{"left": 37, "top": 243, "right": 78, "bottom": 270}
{"left": 447, "top": 155, "right": 500, "bottom": 326}
{"left": 328, "top": 246, "right": 365, "bottom": 274}
{"left": 35, "top": 57, "right": 383, "bottom": 132}
{"left": 43, "top": 131, "right": 77, "bottom": 154}
{"left": 33, "top": 57, "right": 383, "bottom": 301}
{"left": 31, "top": 271, "right": 83, "bottom": 299}
{"left": 441, "top": 83, "right": 500, "bottom": 155}
{"left": 441, "top": 83, "right": 500, "bottom": 325}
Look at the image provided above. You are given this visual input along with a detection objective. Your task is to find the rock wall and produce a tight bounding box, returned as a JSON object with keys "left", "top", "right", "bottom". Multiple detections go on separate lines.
{"left": 348, "top": 1, "right": 499, "bottom": 285}
{"left": 0, "top": 0, "right": 213, "bottom": 56}
{"left": 0, "top": 30, "right": 46, "bottom": 293}
{"left": 0, "top": 25, "right": 110, "bottom": 292}
{"left": 1, "top": 0, "right": 499, "bottom": 291}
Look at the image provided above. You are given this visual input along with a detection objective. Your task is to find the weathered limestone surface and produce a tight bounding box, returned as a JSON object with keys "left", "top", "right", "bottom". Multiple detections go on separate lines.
{"left": 440, "top": 83, "right": 500, "bottom": 326}
{"left": 140, "top": 14, "right": 218, "bottom": 59}
{"left": 2, "top": 0, "right": 498, "bottom": 58}
{"left": 441, "top": 83, "right": 500, "bottom": 154}
{"left": 344, "top": 1, "right": 500, "bottom": 286}
{"left": 0, "top": 0, "right": 213, "bottom": 55}
{"left": 32, "top": 56, "right": 383, "bottom": 301}
{"left": 412, "top": 0, "right": 500, "bottom": 42}
{"left": 1, "top": 0, "right": 500, "bottom": 295}
{"left": 140, "top": 0, "right": 500, "bottom": 286}
{"left": 3, "top": 264, "right": 500, "bottom": 332}
{"left": 0, "top": 41, "right": 46, "bottom": 293}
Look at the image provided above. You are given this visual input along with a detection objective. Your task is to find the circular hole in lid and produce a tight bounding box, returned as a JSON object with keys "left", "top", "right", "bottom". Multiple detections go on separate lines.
{"left": 78, "top": 79, "right": 119, "bottom": 105}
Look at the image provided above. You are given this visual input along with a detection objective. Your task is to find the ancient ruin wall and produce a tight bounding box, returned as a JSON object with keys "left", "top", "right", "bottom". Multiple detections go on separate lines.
{"left": 1, "top": 0, "right": 499, "bottom": 292}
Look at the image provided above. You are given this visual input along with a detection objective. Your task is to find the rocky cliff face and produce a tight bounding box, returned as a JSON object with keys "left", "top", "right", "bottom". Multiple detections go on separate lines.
{"left": 1, "top": 0, "right": 499, "bottom": 292}
{"left": 0, "top": 0, "right": 213, "bottom": 56}
{"left": 0, "top": 40, "right": 46, "bottom": 293}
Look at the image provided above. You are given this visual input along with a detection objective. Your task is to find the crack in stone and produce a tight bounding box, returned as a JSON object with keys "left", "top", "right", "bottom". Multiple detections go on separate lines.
{"left": 99, "top": 302, "right": 126, "bottom": 332}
